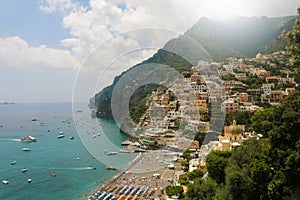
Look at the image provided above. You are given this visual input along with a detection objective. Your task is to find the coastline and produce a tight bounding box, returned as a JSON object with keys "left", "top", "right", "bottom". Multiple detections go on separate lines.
{"left": 84, "top": 152, "right": 144, "bottom": 200}
{"left": 84, "top": 150, "right": 182, "bottom": 200}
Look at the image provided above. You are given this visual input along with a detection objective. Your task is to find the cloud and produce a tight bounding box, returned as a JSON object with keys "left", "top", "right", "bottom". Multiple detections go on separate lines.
{"left": 38, "top": 0, "right": 300, "bottom": 102}
{"left": 0, "top": 36, "right": 78, "bottom": 70}
{"left": 40, "top": 0, "right": 300, "bottom": 64}
{"left": 39, "top": 0, "right": 82, "bottom": 14}
{"left": 3, "top": 0, "right": 299, "bottom": 72}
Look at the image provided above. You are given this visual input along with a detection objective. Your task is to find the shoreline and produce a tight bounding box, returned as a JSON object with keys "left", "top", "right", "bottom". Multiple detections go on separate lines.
{"left": 84, "top": 152, "right": 144, "bottom": 200}
{"left": 84, "top": 150, "right": 181, "bottom": 200}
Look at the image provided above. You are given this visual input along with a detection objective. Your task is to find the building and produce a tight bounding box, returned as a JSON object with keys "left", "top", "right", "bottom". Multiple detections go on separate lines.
{"left": 186, "top": 120, "right": 210, "bottom": 132}
{"left": 218, "top": 120, "right": 245, "bottom": 150}
{"left": 261, "top": 83, "right": 273, "bottom": 95}
{"left": 286, "top": 88, "right": 296, "bottom": 96}
{"left": 269, "top": 90, "right": 284, "bottom": 103}
{"left": 233, "top": 92, "right": 249, "bottom": 103}
{"left": 221, "top": 99, "right": 239, "bottom": 112}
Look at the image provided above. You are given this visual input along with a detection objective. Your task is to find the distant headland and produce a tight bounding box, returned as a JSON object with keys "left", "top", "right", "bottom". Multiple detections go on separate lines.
{"left": 0, "top": 102, "right": 15, "bottom": 105}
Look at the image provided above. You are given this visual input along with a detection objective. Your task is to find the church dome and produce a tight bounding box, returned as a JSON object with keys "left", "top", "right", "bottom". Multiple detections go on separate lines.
{"left": 228, "top": 120, "right": 243, "bottom": 134}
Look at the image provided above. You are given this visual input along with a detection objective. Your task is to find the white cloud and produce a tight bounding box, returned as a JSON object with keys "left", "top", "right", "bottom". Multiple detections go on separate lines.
{"left": 0, "top": 36, "right": 78, "bottom": 70}
{"left": 3, "top": 0, "right": 299, "bottom": 71}
{"left": 39, "top": 0, "right": 82, "bottom": 13}
{"left": 40, "top": 0, "right": 300, "bottom": 66}
{"left": 38, "top": 0, "right": 300, "bottom": 102}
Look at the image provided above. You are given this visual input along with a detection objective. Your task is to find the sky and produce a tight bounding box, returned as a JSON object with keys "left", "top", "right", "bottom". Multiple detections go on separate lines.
{"left": 0, "top": 0, "right": 299, "bottom": 103}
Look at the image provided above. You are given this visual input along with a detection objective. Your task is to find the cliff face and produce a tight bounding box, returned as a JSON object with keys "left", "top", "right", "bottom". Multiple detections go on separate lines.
{"left": 93, "top": 15, "right": 295, "bottom": 120}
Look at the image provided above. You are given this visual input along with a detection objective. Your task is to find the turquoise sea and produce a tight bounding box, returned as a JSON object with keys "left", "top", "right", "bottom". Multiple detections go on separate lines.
{"left": 0, "top": 103, "right": 137, "bottom": 200}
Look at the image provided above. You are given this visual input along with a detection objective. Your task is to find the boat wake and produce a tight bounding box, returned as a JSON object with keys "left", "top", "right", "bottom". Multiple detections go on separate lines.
{"left": 50, "top": 167, "right": 96, "bottom": 170}
{"left": 0, "top": 138, "right": 21, "bottom": 142}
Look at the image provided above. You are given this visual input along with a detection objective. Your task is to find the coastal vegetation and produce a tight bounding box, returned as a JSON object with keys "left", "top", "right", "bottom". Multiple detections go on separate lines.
{"left": 180, "top": 10, "right": 300, "bottom": 199}
{"left": 183, "top": 91, "right": 300, "bottom": 200}
{"left": 92, "top": 10, "right": 300, "bottom": 200}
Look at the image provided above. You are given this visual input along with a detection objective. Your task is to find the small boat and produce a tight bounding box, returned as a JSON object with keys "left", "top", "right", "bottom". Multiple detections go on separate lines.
{"left": 27, "top": 178, "right": 32, "bottom": 183}
{"left": 97, "top": 133, "right": 101, "bottom": 136}
{"left": 92, "top": 134, "right": 97, "bottom": 138}
{"left": 57, "top": 134, "right": 65, "bottom": 139}
{"left": 22, "top": 168, "right": 28, "bottom": 172}
{"left": 11, "top": 160, "right": 17, "bottom": 165}
{"left": 2, "top": 180, "right": 9, "bottom": 185}
{"left": 70, "top": 136, "right": 74, "bottom": 140}
{"left": 31, "top": 119, "right": 37, "bottom": 121}
{"left": 106, "top": 166, "right": 116, "bottom": 170}
{"left": 21, "top": 136, "right": 37, "bottom": 142}
{"left": 104, "top": 150, "right": 117, "bottom": 156}
{"left": 50, "top": 173, "right": 56, "bottom": 177}
{"left": 59, "top": 131, "right": 63, "bottom": 135}
{"left": 22, "top": 148, "right": 31, "bottom": 151}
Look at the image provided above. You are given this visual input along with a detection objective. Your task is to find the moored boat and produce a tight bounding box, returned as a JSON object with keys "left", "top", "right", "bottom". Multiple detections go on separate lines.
{"left": 106, "top": 166, "right": 116, "bottom": 170}
{"left": 22, "top": 168, "right": 28, "bottom": 172}
{"left": 27, "top": 178, "right": 32, "bottom": 183}
{"left": 22, "top": 148, "right": 31, "bottom": 151}
{"left": 57, "top": 134, "right": 65, "bottom": 138}
{"left": 2, "top": 180, "right": 9, "bottom": 185}
{"left": 104, "top": 150, "right": 117, "bottom": 156}
{"left": 11, "top": 160, "right": 17, "bottom": 165}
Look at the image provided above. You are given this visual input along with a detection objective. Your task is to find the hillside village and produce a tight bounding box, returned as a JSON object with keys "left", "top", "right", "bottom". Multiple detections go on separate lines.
{"left": 121, "top": 50, "right": 298, "bottom": 172}
{"left": 88, "top": 11, "right": 300, "bottom": 200}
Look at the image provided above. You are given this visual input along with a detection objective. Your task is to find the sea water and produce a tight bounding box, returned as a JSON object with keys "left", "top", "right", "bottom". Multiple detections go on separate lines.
{"left": 0, "top": 103, "right": 136, "bottom": 200}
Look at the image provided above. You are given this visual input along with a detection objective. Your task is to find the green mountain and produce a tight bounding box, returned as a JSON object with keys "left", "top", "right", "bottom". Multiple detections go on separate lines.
{"left": 94, "top": 15, "right": 295, "bottom": 119}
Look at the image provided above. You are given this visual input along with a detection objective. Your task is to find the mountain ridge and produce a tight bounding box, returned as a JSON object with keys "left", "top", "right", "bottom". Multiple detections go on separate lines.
{"left": 94, "top": 15, "right": 295, "bottom": 118}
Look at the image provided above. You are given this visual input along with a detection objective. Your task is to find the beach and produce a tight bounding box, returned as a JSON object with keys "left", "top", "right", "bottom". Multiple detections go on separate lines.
{"left": 86, "top": 150, "right": 183, "bottom": 200}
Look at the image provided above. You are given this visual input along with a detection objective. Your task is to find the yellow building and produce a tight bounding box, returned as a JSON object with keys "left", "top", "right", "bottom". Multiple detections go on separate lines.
{"left": 218, "top": 120, "right": 245, "bottom": 150}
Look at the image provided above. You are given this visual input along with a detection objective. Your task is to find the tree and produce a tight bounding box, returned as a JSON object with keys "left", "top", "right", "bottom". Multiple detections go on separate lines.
{"left": 178, "top": 173, "right": 189, "bottom": 185}
{"left": 250, "top": 91, "right": 300, "bottom": 199}
{"left": 186, "top": 177, "right": 218, "bottom": 200}
{"left": 182, "top": 148, "right": 192, "bottom": 161}
{"left": 285, "top": 8, "right": 300, "bottom": 67}
{"left": 224, "top": 138, "right": 271, "bottom": 200}
{"left": 180, "top": 160, "right": 190, "bottom": 173}
{"left": 165, "top": 185, "right": 184, "bottom": 198}
{"left": 205, "top": 150, "right": 232, "bottom": 184}
{"left": 225, "top": 167, "right": 254, "bottom": 200}
{"left": 188, "top": 169, "right": 204, "bottom": 181}
{"left": 194, "top": 132, "right": 206, "bottom": 145}
{"left": 225, "top": 111, "right": 254, "bottom": 130}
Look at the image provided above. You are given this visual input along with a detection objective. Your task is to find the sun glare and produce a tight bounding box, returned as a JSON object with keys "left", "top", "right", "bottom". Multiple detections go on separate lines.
{"left": 208, "top": 0, "right": 244, "bottom": 20}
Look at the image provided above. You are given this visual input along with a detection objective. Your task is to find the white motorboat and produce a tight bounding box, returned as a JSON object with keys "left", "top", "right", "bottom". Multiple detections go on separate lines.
{"left": 22, "top": 168, "right": 28, "bottom": 172}
{"left": 22, "top": 148, "right": 31, "bottom": 151}
{"left": 11, "top": 160, "right": 17, "bottom": 165}
{"left": 104, "top": 150, "right": 117, "bottom": 156}
{"left": 21, "top": 136, "right": 37, "bottom": 142}
{"left": 57, "top": 134, "right": 65, "bottom": 138}
{"left": 2, "top": 180, "right": 9, "bottom": 185}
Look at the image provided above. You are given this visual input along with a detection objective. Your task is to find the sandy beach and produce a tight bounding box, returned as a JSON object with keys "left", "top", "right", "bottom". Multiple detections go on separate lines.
{"left": 86, "top": 150, "right": 183, "bottom": 200}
